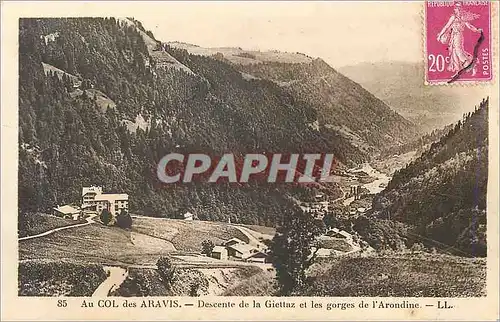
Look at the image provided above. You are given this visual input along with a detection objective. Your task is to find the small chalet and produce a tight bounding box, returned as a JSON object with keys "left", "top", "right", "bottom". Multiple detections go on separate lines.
{"left": 246, "top": 251, "right": 269, "bottom": 263}
{"left": 53, "top": 205, "right": 81, "bottom": 219}
{"left": 227, "top": 243, "right": 259, "bottom": 260}
{"left": 326, "top": 228, "right": 353, "bottom": 241}
{"left": 211, "top": 246, "right": 228, "bottom": 260}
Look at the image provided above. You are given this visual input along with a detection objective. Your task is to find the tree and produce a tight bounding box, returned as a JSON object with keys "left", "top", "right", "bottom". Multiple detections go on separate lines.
{"left": 322, "top": 212, "right": 338, "bottom": 229}
{"left": 156, "top": 256, "right": 176, "bottom": 289}
{"left": 269, "top": 208, "right": 325, "bottom": 296}
{"left": 189, "top": 282, "right": 200, "bottom": 297}
{"left": 201, "top": 240, "right": 215, "bottom": 256}
{"left": 116, "top": 209, "right": 132, "bottom": 229}
{"left": 100, "top": 208, "right": 112, "bottom": 226}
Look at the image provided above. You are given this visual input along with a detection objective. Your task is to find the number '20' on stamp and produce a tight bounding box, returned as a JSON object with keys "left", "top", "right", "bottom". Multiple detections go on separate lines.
{"left": 425, "top": 1, "right": 492, "bottom": 84}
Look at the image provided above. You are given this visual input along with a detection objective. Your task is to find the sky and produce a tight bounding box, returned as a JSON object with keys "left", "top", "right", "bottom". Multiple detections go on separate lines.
{"left": 133, "top": 1, "right": 423, "bottom": 68}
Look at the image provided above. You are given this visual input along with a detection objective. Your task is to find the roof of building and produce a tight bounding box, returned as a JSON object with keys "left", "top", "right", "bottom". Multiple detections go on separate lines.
{"left": 183, "top": 212, "right": 194, "bottom": 218}
{"left": 82, "top": 186, "right": 102, "bottom": 196}
{"left": 247, "top": 251, "right": 268, "bottom": 258}
{"left": 224, "top": 237, "right": 245, "bottom": 245}
{"left": 94, "top": 193, "right": 128, "bottom": 201}
{"left": 53, "top": 205, "right": 80, "bottom": 214}
{"left": 227, "top": 243, "right": 259, "bottom": 255}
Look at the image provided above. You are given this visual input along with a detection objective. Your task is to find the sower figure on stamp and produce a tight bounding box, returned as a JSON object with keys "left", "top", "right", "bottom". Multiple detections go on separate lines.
{"left": 437, "top": 2, "right": 483, "bottom": 76}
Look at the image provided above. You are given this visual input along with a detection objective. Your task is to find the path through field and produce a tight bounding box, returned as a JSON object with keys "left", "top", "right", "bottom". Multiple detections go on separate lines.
{"left": 92, "top": 266, "right": 128, "bottom": 296}
{"left": 18, "top": 214, "right": 97, "bottom": 241}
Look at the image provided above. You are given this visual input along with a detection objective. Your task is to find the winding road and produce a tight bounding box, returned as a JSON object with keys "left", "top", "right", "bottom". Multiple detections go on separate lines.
{"left": 92, "top": 266, "right": 128, "bottom": 297}
{"left": 18, "top": 214, "right": 97, "bottom": 241}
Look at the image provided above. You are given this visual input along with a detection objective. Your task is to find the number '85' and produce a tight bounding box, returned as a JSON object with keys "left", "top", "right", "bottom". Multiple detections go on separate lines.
{"left": 428, "top": 54, "right": 450, "bottom": 72}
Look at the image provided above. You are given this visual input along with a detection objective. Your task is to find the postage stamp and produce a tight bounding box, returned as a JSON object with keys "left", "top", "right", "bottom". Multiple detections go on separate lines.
{"left": 425, "top": 0, "right": 492, "bottom": 84}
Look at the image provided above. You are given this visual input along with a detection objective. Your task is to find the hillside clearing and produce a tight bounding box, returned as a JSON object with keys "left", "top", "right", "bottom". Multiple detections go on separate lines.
{"left": 19, "top": 216, "right": 270, "bottom": 266}
{"left": 18, "top": 213, "right": 85, "bottom": 238}
{"left": 167, "top": 42, "right": 313, "bottom": 65}
{"left": 19, "top": 224, "right": 175, "bottom": 266}
{"left": 224, "top": 253, "right": 486, "bottom": 297}
{"left": 131, "top": 217, "right": 249, "bottom": 252}
{"left": 240, "top": 224, "right": 276, "bottom": 237}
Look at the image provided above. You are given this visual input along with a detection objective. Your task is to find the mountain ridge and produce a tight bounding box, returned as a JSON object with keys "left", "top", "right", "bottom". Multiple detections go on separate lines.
{"left": 19, "top": 17, "right": 417, "bottom": 226}
{"left": 359, "top": 98, "right": 489, "bottom": 257}
{"left": 338, "top": 61, "right": 490, "bottom": 132}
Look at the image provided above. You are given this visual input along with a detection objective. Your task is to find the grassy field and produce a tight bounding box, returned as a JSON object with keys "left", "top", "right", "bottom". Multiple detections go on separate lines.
{"left": 18, "top": 213, "right": 85, "bottom": 238}
{"left": 223, "top": 253, "right": 486, "bottom": 297}
{"left": 372, "top": 151, "right": 418, "bottom": 175}
{"left": 240, "top": 224, "right": 276, "bottom": 236}
{"left": 18, "top": 259, "right": 106, "bottom": 296}
{"left": 132, "top": 217, "right": 249, "bottom": 252}
{"left": 19, "top": 216, "right": 266, "bottom": 266}
{"left": 19, "top": 223, "right": 175, "bottom": 266}
{"left": 19, "top": 215, "right": 486, "bottom": 298}
{"left": 305, "top": 254, "right": 486, "bottom": 297}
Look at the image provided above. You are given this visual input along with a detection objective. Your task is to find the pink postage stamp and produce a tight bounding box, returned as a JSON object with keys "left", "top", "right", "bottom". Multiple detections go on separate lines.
{"left": 425, "top": 0, "right": 492, "bottom": 84}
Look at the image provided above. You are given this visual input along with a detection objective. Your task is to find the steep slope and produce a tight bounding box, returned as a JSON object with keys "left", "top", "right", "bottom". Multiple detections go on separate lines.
{"left": 19, "top": 17, "right": 344, "bottom": 226}
{"left": 365, "top": 98, "right": 489, "bottom": 257}
{"left": 238, "top": 60, "right": 419, "bottom": 156}
{"left": 339, "top": 62, "right": 490, "bottom": 132}
{"left": 168, "top": 43, "right": 419, "bottom": 159}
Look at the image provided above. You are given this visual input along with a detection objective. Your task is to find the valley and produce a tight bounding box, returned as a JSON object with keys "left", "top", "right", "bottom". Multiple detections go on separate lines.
{"left": 18, "top": 149, "right": 486, "bottom": 297}
{"left": 17, "top": 17, "right": 489, "bottom": 298}
{"left": 17, "top": 150, "right": 398, "bottom": 297}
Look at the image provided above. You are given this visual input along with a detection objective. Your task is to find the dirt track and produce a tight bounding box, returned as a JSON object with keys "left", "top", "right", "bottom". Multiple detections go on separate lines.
{"left": 18, "top": 214, "right": 97, "bottom": 241}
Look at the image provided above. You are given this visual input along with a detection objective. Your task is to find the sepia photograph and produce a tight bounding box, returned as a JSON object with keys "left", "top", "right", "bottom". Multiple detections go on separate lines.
{"left": 2, "top": 0, "right": 499, "bottom": 321}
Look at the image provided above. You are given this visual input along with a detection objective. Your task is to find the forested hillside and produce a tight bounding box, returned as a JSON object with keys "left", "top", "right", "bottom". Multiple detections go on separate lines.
{"left": 169, "top": 43, "right": 420, "bottom": 160}
{"left": 368, "top": 99, "right": 489, "bottom": 256}
{"left": 237, "top": 60, "right": 419, "bottom": 157}
{"left": 18, "top": 18, "right": 340, "bottom": 225}
{"left": 18, "top": 18, "right": 417, "bottom": 226}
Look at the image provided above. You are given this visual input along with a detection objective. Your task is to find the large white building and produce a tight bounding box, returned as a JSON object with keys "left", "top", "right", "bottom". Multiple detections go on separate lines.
{"left": 81, "top": 186, "right": 128, "bottom": 215}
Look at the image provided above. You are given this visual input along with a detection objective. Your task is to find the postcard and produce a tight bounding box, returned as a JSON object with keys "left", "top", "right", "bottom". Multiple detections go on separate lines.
{"left": 1, "top": 1, "right": 498, "bottom": 321}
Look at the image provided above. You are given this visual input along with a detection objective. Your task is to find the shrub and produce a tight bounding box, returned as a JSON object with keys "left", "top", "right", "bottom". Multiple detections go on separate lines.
{"left": 100, "top": 209, "right": 112, "bottom": 226}
{"left": 201, "top": 240, "right": 214, "bottom": 256}
{"left": 156, "top": 257, "right": 176, "bottom": 289}
{"left": 116, "top": 210, "right": 132, "bottom": 229}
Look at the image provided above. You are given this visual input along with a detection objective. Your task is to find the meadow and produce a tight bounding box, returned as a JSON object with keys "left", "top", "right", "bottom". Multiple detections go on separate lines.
{"left": 131, "top": 217, "right": 249, "bottom": 252}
